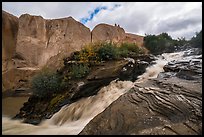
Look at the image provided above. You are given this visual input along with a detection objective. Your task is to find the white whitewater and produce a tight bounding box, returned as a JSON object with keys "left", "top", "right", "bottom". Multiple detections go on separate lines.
{"left": 2, "top": 80, "right": 134, "bottom": 135}
{"left": 136, "top": 51, "right": 184, "bottom": 83}
{"left": 2, "top": 51, "right": 188, "bottom": 135}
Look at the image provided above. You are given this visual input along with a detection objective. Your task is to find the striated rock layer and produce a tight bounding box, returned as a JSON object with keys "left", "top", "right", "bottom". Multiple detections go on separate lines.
{"left": 80, "top": 53, "right": 202, "bottom": 135}
{"left": 80, "top": 77, "right": 202, "bottom": 135}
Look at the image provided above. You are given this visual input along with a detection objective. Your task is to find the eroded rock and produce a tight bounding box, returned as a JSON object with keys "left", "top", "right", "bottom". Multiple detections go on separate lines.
{"left": 16, "top": 14, "right": 91, "bottom": 67}
{"left": 80, "top": 77, "right": 202, "bottom": 135}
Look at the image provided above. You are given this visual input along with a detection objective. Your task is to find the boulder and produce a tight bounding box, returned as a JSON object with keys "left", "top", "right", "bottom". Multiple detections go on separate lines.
{"left": 92, "top": 23, "right": 125, "bottom": 43}
{"left": 92, "top": 23, "right": 144, "bottom": 47}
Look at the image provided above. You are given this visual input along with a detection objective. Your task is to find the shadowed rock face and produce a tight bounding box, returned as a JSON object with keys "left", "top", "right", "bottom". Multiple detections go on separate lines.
{"left": 2, "top": 67, "right": 40, "bottom": 93}
{"left": 80, "top": 77, "right": 202, "bottom": 135}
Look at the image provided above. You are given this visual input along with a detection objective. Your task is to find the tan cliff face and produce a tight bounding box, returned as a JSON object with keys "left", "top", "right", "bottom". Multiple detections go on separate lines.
{"left": 123, "top": 33, "right": 144, "bottom": 47}
{"left": 16, "top": 14, "right": 91, "bottom": 67}
{"left": 2, "top": 10, "right": 144, "bottom": 92}
{"left": 92, "top": 23, "right": 126, "bottom": 43}
{"left": 92, "top": 23, "right": 144, "bottom": 47}
{"left": 3, "top": 10, "right": 144, "bottom": 69}
{"left": 2, "top": 11, "right": 19, "bottom": 72}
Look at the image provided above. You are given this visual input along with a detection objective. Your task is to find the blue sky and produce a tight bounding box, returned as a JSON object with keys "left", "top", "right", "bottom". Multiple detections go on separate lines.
{"left": 80, "top": 6, "right": 108, "bottom": 24}
{"left": 80, "top": 4, "right": 121, "bottom": 24}
{"left": 2, "top": 2, "right": 202, "bottom": 39}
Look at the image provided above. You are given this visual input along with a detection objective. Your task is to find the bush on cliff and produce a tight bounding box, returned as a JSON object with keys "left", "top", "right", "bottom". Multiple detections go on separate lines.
{"left": 71, "top": 42, "right": 144, "bottom": 62}
{"left": 31, "top": 70, "right": 64, "bottom": 97}
{"left": 76, "top": 44, "right": 99, "bottom": 62}
{"left": 117, "top": 42, "right": 143, "bottom": 57}
{"left": 69, "top": 63, "right": 90, "bottom": 79}
{"left": 97, "top": 42, "right": 118, "bottom": 61}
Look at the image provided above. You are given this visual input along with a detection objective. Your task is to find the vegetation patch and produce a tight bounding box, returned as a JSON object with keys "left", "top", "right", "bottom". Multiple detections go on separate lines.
{"left": 31, "top": 42, "right": 145, "bottom": 98}
{"left": 31, "top": 69, "right": 65, "bottom": 98}
{"left": 144, "top": 30, "right": 202, "bottom": 55}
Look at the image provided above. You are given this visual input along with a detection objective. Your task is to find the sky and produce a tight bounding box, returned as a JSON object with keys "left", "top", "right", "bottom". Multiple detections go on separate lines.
{"left": 2, "top": 2, "right": 202, "bottom": 40}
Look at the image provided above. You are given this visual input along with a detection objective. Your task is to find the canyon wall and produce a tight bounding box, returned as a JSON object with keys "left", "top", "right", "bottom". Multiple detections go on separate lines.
{"left": 2, "top": 10, "right": 144, "bottom": 92}
{"left": 2, "top": 10, "right": 19, "bottom": 73}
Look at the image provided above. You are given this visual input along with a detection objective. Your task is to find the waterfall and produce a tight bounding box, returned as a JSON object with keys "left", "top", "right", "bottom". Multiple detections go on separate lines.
{"left": 2, "top": 50, "right": 189, "bottom": 135}
{"left": 2, "top": 81, "right": 134, "bottom": 135}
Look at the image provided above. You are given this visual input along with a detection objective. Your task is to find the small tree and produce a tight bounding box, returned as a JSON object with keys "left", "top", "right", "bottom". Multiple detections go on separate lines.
{"left": 31, "top": 70, "right": 62, "bottom": 97}
{"left": 190, "top": 30, "right": 202, "bottom": 48}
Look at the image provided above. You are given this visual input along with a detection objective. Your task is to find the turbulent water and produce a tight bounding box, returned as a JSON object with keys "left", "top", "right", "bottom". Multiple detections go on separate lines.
{"left": 2, "top": 50, "right": 195, "bottom": 135}
{"left": 136, "top": 51, "right": 184, "bottom": 83}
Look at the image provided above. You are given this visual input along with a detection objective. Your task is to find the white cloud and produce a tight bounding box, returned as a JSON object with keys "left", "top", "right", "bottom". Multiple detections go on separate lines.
{"left": 2, "top": 2, "right": 202, "bottom": 39}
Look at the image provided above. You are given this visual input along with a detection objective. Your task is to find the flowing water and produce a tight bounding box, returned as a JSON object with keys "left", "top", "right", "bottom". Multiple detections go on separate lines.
{"left": 2, "top": 50, "right": 194, "bottom": 135}
{"left": 136, "top": 51, "right": 185, "bottom": 83}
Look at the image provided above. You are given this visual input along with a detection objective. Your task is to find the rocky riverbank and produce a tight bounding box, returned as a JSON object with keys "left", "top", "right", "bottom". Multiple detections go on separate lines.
{"left": 80, "top": 49, "right": 202, "bottom": 135}
{"left": 13, "top": 54, "right": 155, "bottom": 125}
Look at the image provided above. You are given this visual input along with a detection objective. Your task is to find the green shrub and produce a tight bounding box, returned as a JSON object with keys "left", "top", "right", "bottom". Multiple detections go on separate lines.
{"left": 121, "top": 43, "right": 140, "bottom": 53}
{"left": 71, "top": 44, "right": 99, "bottom": 63}
{"left": 116, "top": 47, "right": 129, "bottom": 57}
{"left": 144, "top": 33, "right": 175, "bottom": 55}
{"left": 117, "top": 43, "right": 140, "bottom": 57}
{"left": 115, "top": 43, "right": 142, "bottom": 57}
{"left": 70, "top": 42, "right": 144, "bottom": 62}
{"left": 97, "top": 42, "right": 118, "bottom": 61}
{"left": 69, "top": 64, "right": 90, "bottom": 79}
{"left": 31, "top": 70, "right": 63, "bottom": 97}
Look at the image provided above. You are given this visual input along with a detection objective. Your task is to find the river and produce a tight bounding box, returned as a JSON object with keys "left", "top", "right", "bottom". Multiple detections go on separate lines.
{"left": 3, "top": 50, "right": 197, "bottom": 135}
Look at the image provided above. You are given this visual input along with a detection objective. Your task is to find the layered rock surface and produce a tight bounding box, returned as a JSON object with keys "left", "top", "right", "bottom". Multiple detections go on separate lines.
{"left": 80, "top": 53, "right": 202, "bottom": 135}
{"left": 80, "top": 77, "right": 202, "bottom": 135}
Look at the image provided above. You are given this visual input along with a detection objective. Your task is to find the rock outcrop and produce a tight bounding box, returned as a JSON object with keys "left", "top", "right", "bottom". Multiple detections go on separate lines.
{"left": 2, "top": 10, "right": 145, "bottom": 71}
{"left": 16, "top": 14, "right": 91, "bottom": 67}
{"left": 2, "top": 11, "right": 92, "bottom": 92}
{"left": 92, "top": 23, "right": 144, "bottom": 47}
{"left": 14, "top": 55, "right": 154, "bottom": 125}
{"left": 80, "top": 53, "right": 202, "bottom": 135}
{"left": 80, "top": 77, "right": 202, "bottom": 135}
{"left": 2, "top": 11, "right": 145, "bottom": 92}
{"left": 92, "top": 23, "right": 126, "bottom": 43}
